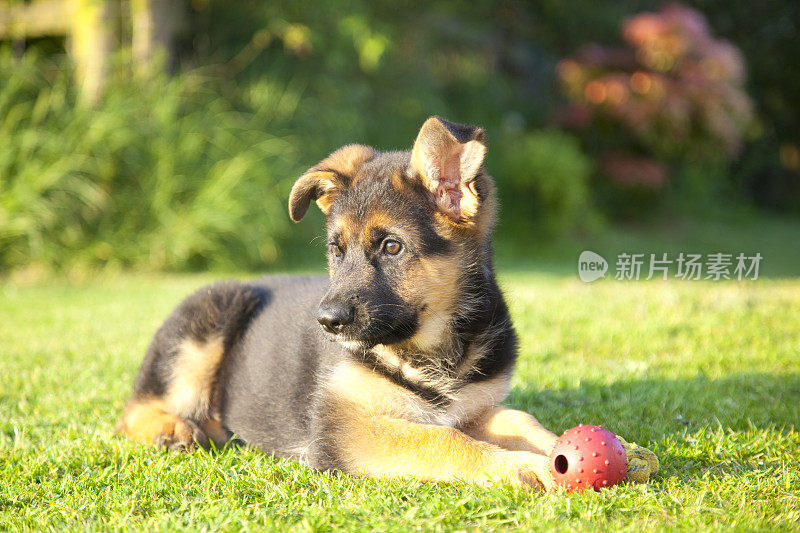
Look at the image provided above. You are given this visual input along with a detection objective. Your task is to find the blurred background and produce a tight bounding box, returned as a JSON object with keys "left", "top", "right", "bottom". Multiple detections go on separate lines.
{"left": 0, "top": 0, "right": 798, "bottom": 277}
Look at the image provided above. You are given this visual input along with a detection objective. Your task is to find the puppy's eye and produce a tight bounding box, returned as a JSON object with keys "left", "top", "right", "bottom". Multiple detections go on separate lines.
{"left": 382, "top": 239, "right": 402, "bottom": 256}
{"left": 329, "top": 243, "right": 343, "bottom": 258}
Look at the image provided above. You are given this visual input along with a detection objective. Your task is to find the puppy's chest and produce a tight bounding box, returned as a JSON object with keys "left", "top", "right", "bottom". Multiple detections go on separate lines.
{"left": 423, "top": 373, "right": 512, "bottom": 428}
{"left": 327, "top": 346, "right": 511, "bottom": 429}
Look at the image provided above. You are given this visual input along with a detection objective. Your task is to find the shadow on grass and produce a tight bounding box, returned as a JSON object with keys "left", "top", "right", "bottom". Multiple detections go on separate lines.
{"left": 507, "top": 372, "right": 800, "bottom": 483}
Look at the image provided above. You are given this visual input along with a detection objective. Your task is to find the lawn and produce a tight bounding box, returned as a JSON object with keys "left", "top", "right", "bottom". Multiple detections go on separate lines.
{"left": 1, "top": 271, "right": 799, "bottom": 530}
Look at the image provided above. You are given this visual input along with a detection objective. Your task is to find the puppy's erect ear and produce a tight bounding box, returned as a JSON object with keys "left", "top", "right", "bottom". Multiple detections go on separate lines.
{"left": 410, "top": 116, "right": 488, "bottom": 222}
{"left": 289, "top": 144, "right": 376, "bottom": 222}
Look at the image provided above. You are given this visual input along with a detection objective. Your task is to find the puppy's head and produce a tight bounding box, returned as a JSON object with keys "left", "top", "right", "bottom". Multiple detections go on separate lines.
{"left": 288, "top": 117, "right": 496, "bottom": 350}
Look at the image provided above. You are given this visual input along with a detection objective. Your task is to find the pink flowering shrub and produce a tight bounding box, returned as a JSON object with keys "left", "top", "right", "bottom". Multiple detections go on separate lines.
{"left": 557, "top": 3, "right": 755, "bottom": 190}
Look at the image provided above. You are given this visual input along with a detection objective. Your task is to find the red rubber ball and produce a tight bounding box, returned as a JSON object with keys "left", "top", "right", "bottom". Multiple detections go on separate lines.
{"left": 549, "top": 424, "right": 628, "bottom": 492}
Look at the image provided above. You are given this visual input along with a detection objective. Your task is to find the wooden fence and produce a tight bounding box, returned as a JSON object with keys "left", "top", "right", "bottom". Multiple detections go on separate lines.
{"left": 0, "top": 0, "right": 181, "bottom": 102}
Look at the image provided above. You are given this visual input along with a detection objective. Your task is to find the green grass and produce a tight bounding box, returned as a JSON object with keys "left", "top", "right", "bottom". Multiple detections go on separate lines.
{"left": 1, "top": 272, "right": 799, "bottom": 531}
{"left": 497, "top": 210, "right": 800, "bottom": 278}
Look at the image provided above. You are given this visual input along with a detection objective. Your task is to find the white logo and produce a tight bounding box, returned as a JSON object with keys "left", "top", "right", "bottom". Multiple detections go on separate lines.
{"left": 578, "top": 251, "right": 608, "bottom": 282}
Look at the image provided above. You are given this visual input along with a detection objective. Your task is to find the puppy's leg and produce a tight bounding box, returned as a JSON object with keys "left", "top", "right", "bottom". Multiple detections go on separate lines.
{"left": 117, "top": 330, "right": 225, "bottom": 450}
{"left": 334, "top": 414, "right": 555, "bottom": 490}
{"left": 117, "top": 397, "right": 208, "bottom": 451}
{"left": 117, "top": 282, "right": 262, "bottom": 450}
{"left": 316, "top": 361, "right": 554, "bottom": 490}
{"left": 462, "top": 407, "right": 558, "bottom": 456}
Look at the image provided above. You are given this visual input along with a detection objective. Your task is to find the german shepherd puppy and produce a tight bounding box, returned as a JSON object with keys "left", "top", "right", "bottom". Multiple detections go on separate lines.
{"left": 118, "top": 117, "right": 558, "bottom": 490}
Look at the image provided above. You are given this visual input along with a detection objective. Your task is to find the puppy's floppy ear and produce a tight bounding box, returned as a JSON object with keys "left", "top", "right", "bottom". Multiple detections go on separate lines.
{"left": 289, "top": 144, "right": 376, "bottom": 222}
{"left": 410, "top": 116, "right": 488, "bottom": 222}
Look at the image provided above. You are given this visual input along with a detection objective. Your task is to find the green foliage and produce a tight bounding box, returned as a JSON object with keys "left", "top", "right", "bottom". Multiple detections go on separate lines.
{"left": 183, "top": 0, "right": 565, "bottom": 165}
{"left": 1, "top": 0, "right": 798, "bottom": 273}
{"left": 1, "top": 0, "right": 563, "bottom": 273}
{"left": 498, "top": 130, "right": 595, "bottom": 237}
{"left": 0, "top": 49, "right": 300, "bottom": 272}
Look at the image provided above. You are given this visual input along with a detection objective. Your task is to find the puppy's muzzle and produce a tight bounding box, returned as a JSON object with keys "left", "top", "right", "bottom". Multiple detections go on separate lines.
{"left": 317, "top": 301, "right": 355, "bottom": 334}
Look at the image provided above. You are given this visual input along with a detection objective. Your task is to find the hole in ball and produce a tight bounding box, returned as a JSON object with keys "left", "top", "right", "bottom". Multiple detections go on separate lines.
{"left": 554, "top": 454, "right": 568, "bottom": 474}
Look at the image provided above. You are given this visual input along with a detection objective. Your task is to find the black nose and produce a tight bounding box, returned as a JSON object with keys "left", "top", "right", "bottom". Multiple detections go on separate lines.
{"left": 317, "top": 302, "right": 355, "bottom": 334}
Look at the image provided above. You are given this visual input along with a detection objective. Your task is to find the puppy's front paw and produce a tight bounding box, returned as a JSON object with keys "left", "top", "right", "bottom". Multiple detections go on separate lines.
{"left": 500, "top": 451, "right": 555, "bottom": 492}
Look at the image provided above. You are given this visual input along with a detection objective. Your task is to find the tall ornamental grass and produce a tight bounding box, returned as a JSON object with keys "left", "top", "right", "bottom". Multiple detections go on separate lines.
{"left": 0, "top": 49, "right": 301, "bottom": 272}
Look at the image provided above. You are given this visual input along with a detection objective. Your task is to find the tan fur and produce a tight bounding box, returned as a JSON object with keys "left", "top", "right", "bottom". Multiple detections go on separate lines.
{"left": 117, "top": 336, "right": 226, "bottom": 449}
{"left": 311, "top": 172, "right": 341, "bottom": 214}
{"left": 307, "top": 145, "right": 375, "bottom": 214}
{"left": 199, "top": 417, "right": 232, "bottom": 446}
{"left": 398, "top": 255, "right": 462, "bottom": 352}
{"left": 409, "top": 117, "right": 487, "bottom": 226}
{"left": 390, "top": 168, "right": 407, "bottom": 191}
{"left": 463, "top": 407, "right": 559, "bottom": 457}
{"left": 328, "top": 215, "right": 352, "bottom": 250}
{"left": 116, "top": 397, "right": 204, "bottom": 448}
{"left": 366, "top": 347, "right": 512, "bottom": 430}
{"left": 321, "top": 144, "right": 376, "bottom": 182}
{"left": 454, "top": 142, "right": 485, "bottom": 220}
{"left": 324, "top": 360, "right": 552, "bottom": 489}
{"left": 326, "top": 360, "right": 428, "bottom": 420}
{"left": 360, "top": 210, "right": 395, "bottom": 238}
{"left": 453, "top": 337, "right": 489, "bottom": 377}
{"left": 166, "top": 335, "right": 224, "bottom": 420}
{"left": 288, "top": 144, "right": 376, "bottom": 220}
{"left": 337, "top": 415, "right": 552, "bottom": 488}
{"left": 445, "top": 373, "right": 512, "bottom": 428}
{"left": 371, "top": 344, "right": 426, "bottom": 383}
